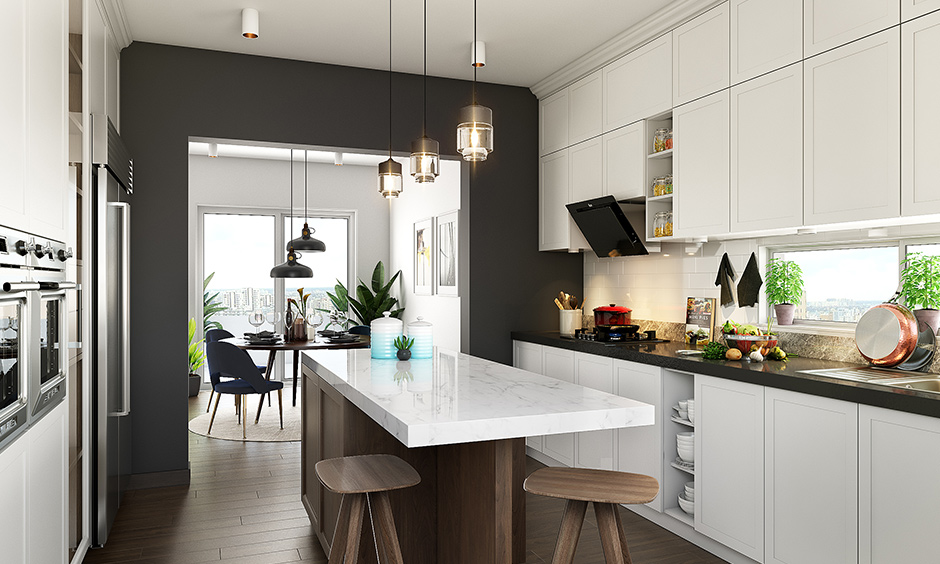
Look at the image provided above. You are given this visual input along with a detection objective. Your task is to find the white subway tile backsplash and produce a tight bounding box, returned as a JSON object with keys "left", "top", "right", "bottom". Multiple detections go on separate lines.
{"left": 724, "top": 239, "right": 758, "bottom": 256}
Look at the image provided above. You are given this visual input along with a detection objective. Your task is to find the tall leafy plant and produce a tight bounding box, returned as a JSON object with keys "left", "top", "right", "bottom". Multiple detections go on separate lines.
{"left": 317, "top": 281, "right": 350, "bottom": 330}
{"left": 203, "top": 272, "right": 228, "bottom": 333}
{"left": 188, "top": 318, "right": 206, "bottom": 375}
{"left": 900, "top": 251, "right": 940, "bottom": 310}
{"left": 765, "top": 258, "right": 804, "bottom": 305}
{"left": 347, "top": 261, "right": 404, "bottom": 325}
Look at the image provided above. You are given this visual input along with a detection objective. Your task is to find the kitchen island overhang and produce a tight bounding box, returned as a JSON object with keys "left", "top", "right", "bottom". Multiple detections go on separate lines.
{"left": 300, "top": 348, "right": 654, "bottom": 563}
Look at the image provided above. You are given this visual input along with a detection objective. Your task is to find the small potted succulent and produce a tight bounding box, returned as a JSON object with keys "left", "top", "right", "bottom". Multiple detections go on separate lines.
{"left": 765, "top": 258, "right": 804, "bottom": 326}
{"left": 899, "top": 251, "right": 940, "bottom": 333}
{"left": 394, "top": 336, "right": 414, "bottom": 361}
{"left": 187, "top": 318, "right": 205, "bottom": 397}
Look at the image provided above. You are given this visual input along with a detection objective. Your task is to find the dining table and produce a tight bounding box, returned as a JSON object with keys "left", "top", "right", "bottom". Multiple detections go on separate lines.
{"left": 221, "top": 334, "right": 370, "bottom": 407}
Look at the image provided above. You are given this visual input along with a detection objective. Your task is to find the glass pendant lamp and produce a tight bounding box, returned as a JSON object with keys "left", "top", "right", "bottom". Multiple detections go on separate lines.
{"left": 288, "top": 150, "right": 326, "bottom": 252}
{"left": 271, "top": 149, "right": 313, "bottom": 278}
{"left": 410, "top": 0, "right": 440, "bottom": 183}
{"left": 457, "top": 0, "right": 494, "bottom": 162}
{"left": 378, "top": 0, "right": 403, "bottom": 198}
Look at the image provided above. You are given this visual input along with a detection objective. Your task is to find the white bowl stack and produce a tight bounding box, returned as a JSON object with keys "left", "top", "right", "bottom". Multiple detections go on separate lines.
{"left": 677, "top": 432, "right": 694, "bottom": 463}
{"left": 687, "top": 399, "right": 696, "bottom": 424}
{"left": 677, "top": 400, "right": 689, "bottom": 420}
{"left": 678, "top": 481, "right": 695, "bottom": 516}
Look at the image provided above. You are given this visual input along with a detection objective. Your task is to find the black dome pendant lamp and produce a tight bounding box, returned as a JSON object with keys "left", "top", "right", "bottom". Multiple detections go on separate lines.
{"left": 271, "top": 149, "right": 313, "bottom": 279}
{"left": 287, "top": 150, "right": 326, "bottom": 252}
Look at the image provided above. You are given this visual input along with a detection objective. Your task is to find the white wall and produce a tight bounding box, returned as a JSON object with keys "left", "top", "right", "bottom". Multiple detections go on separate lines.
{"left": 389, "top": 159, "right": 463, "bottom": 351}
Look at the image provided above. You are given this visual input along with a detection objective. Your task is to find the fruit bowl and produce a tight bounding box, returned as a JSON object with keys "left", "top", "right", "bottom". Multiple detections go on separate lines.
{"left": 723, "top": 334, "right": 778, "bottom": 355}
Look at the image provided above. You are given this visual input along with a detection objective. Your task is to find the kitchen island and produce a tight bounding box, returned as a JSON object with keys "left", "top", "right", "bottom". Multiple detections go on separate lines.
{"left": 300, "top": 348, "right": 653, "bottom": 564}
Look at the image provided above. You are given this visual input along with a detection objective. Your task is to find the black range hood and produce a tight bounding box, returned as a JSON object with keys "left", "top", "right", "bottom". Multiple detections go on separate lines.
{"left": 566, "top": 196, "right": 649, "bottom": 258}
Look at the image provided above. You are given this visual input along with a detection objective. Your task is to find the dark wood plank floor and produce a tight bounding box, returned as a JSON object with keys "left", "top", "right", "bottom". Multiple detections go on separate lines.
{"left": 81, "top": 392, "right": 726, "bottom": 564}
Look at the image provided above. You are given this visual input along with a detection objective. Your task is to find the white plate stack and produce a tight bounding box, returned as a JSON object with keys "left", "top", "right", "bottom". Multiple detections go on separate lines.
{"left": 687, "top": 399, "right": 695, "bottom": 424}
{"left": 677, "top": 432, "right": 694, "bottom": 463}
{"left": 679, "top": 481, "right": 695, "bottom": 515}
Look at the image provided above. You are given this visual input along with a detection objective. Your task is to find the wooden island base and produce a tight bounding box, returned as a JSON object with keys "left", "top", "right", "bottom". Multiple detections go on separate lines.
{"left": 301, "top": 366, "right": 527, "bottom": 564}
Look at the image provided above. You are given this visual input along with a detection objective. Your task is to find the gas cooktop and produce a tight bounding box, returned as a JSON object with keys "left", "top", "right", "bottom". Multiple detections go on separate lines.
{"left": 572, "top": 327, "right": 670, "bottom": 345}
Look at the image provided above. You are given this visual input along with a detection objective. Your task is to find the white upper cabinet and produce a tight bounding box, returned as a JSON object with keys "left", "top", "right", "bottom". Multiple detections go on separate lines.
{"left": 673, "top": 2, "right": 730, "bottom": 107}
{"left": 569, "top": 137, "right": 604, "bottom": 204}
{"left": 804, "top": 29, "right": 900, "bottom": 225}
{"left": 603, "top": 122, "right": 646, "bottom": 201}
{"left": 902, "top": 11, "right": 940, "bottom": 216}
{"left": 0, "top": 0, "right": 28, "bottom": 232}
{"left": 731, "top": 64, "right": 803, "bottom": 232}
{"left": 804, "top": 0, "right": 899, "bottom": 57}
{"left": 568, "top": 70, "right": 603, "bottom": 146}
{"left": 539, "top": 150, "right": 570, "bottom": 251}
{"left": 604, "top": 34, "right": 672, "bottom": 131}
{"left": 731, "top": 0, "right": 802, "bottom": 84}
{"left": 540, "top": 89, "right": 568, "bottom": 156}
{"left": 903, "top": 0, "right": 940, "bottom": 21}
{"left": 765, "top": 389, "right": 858, "bottom": 564}
{"left": 674, "top": 90, "right": 730, "bottom": 238}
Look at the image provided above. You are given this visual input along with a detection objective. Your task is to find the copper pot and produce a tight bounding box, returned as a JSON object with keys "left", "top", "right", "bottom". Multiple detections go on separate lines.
{"left": 855, "top": 302, "right": 919, "bottom": 367}
{"left": 594, "top": 304, "right": 632, "bottom": 327}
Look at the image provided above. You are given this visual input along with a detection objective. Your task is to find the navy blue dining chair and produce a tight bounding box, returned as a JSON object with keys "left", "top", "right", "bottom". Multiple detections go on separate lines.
{"left": 206, "top": 341, "right": 284, "bottom": 439}
{"left": 205, "top": 328, "right": 267, "bottom": 413}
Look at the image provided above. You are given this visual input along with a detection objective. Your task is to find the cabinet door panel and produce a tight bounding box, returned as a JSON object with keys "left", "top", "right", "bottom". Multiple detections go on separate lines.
{"left": 603, "top": 122, "right": 646, "bottom": 201}
{"left": 0, "top": 438, "right": 28, "bottom": 564}
{"left": 574, "top": 353, "right": 615, "bottom": 471}
{"left": 0, "top": 0, "right": 28, "bottom": 231}
{"left": 804, "top": 0, "right": 899, "bottom": 57}
{"left": 902, "top": 12, "right": 940, "bottom": 216}
{"left": 513, "top": 341, "right": 544, "bottom": 452}
{"left": 765, "top": 389, "right": 857, "bottom": 564}
{"left": 674, "top": 3, "right": 730, "bottom": 106}
{"left": 615, "top": 360, "right": 662, "bottom": 511}
{"left": 731, "top": 0, "right": 802, "bottom": 84}
{"left": 568, "top": 71, "right": 603, "bottom": 146}
{"left": 903, "top": 0, "right": 940, "bottom": 21}
{"left": 541, "top": 348, "right": 576, "bottom": 466}
{"left": 569, "top": 138, "right": 603, "bottom": 204}
{"left": 859, "top": 405, "right": 940, "bottom": 564}
{"left": 28, "top": 404, "right": 68, "bottom": 564}
{"left": 604, "top": 35, "right": 672, "bottom": 131}
{"left": 804, "top": 29, "right": 900, "bottom": 225}
{"left": 695, "top": 375, "right": 763, "bottom": 561}
{"left": 674, "top": 90, "right": 730, "bottom": 238}
{"left": 731, "top": 64, "right": 803, "bottom": 232}
{"left": 539, "top": 150, "right": 569, "bottom": 251}
{"left": 540, "top": 90, "right": 569, "bottom": 156}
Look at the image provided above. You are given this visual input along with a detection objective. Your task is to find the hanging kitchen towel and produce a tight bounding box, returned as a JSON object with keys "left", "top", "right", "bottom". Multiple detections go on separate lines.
{"left": 737, "top": 252, "right": 763, "bottom": 308}
{"left": 714, "top": 252, "right": 737, "bottom": 308}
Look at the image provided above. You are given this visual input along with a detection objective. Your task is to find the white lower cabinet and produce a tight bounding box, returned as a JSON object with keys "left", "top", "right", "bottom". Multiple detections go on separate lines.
{"left": 0, "top": 434, "right": 29, "bottom": 564}
{"left": 694, "top": 375, "right": 764, "bottom": 562}
{"left": 859, "top": 405, "right": 940, "bottom": 564}
{"left": 574, "top": 353, "right": 616, "bottom": 471}
{"left": 615, "top": 359, "right": 663, "bottom": 511}
{"left": 541, "top": 347, "right": 577, "bottom": 467}
{"left": 764, "top": 389, "right": 857, "bottom": 564}
{"left": 513, "top": 341, "right": 544, "bottom": 452}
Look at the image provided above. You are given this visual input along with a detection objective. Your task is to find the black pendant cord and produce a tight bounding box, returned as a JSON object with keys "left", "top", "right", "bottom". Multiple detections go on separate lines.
{"left": 288, "top": 150, "right": 294, "bottom": 250}
{"left": 423, "top": 0, "right": 427, "bottom": 137}
{"left": 472, "top": 0, "right": 477, "bottom": 105}
{"left": 388, "top": 0, "right": 393, "bottom": 158}
{"left": 303, "top": 149, "right": 308, "bottom": 222}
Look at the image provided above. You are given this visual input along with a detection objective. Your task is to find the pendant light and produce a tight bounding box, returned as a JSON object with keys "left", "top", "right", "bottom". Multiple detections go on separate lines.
{"left": 410, "top": 0, "right": 440, "bottom": 183}
{"left": 271, "top": 150, "right": 313, "bottom": 278}
{"left": 456, "top": 0, "right": 494, "bottom": 162}
{"left": 242, "top": 8, "right": 259, "bottom": 39}
{"left": 287, "top": 150, "right": 326, "bottom": 252}
{"left": 378, "top": 0, "right": 403, "bottom": 198}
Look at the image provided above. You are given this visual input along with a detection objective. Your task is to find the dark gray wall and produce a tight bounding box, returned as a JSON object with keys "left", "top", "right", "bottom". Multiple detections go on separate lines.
{"left": 120, "top": 42, "right": 582, "bottom": 476}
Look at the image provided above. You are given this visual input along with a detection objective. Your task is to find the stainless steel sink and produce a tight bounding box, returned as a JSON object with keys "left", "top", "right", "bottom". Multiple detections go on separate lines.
{"left": 798, "top": 367, "right": 940, "bottom": 394}
{"left": 876, "top": 378, "right": 940, "bottom": 393}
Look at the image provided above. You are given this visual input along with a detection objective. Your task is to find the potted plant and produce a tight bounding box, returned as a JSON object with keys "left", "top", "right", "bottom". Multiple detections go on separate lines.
{"left": 394, "top": 336, "right": 414, "bottom": 361}
{"left": 345, "top": 261, "right": 405, "bottom": 326}
{"left": 765, "top": 258, "right": 804, "bottom": 326}
{"left": 188, "top": 318, "right": 205, "bottom": 397}
{"left": 899, "top": 251, "right": 940, "bottom": 333}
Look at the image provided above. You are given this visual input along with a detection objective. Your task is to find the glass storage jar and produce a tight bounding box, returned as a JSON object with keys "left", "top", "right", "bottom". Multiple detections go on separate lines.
{"left": 653, "top": 128, "right": 668, "bottom": 153}
{"left": 664, "top": 174, "right": 673, "bottom": 194}
{"left": 652, "top": 177, "right": 666, "bottom": 197}
{"left": 665, "top": 211, "right": 674, "bottom": 236}
{"left": 665, "top": 130, "right": 673, "bottom": 150}
{"left": 654, "top": 212, "right": 667, "bottom": 237}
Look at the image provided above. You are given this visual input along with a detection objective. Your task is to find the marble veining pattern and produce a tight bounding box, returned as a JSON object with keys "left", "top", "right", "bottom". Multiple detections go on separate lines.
{"left": 302, "top": 348, "right": 654, "bottom": 448}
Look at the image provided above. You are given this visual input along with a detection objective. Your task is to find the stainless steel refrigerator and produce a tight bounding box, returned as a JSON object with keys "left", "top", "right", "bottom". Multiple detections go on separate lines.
{"left": 90, "top": 114, "right": 133, "bottom": 547}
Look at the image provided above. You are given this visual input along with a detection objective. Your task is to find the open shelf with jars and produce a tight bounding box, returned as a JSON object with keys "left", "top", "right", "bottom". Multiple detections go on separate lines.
{"left": 645, "top": 114, "right": 674, "bottom": 241}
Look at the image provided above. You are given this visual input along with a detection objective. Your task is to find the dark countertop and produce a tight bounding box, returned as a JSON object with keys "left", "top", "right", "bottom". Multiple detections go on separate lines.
{"left": 512, "top": 331, "right": 940, "bottom": 419}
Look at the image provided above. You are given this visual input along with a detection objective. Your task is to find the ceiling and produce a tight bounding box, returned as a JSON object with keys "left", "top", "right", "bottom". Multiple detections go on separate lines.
{"left": 118, "top": 0, "right": 678, "bottom": 88}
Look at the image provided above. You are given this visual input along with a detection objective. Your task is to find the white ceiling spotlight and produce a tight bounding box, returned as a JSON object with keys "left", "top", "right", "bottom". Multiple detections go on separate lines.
{"left": 334, "top": 152, "right": 343, "bottom": 166}
{"left": 242, "top": 8, "right": 259, "bottom": 39}
{"left": 207, "top": 142, "right": 219, "bottom": 158}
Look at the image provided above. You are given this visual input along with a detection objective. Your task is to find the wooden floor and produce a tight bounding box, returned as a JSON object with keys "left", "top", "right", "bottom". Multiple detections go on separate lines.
{"left": 80, "top": 392, "right": 726, "bottom": 564}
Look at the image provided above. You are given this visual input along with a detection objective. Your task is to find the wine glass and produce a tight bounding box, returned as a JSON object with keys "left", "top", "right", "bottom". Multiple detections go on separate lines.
{"left": 248, "top": 311, "right": 264, "bottom": 336}
{"left": 306, "top": 311, "right": 324, "bottom": 342}
{"left": 265, "top": 311, "right": 281, "bottom": 334}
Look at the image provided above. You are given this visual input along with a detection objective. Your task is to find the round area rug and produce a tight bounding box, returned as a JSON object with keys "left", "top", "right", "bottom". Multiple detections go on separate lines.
{"left": 188, "top": 396, "right": 301, "bottom": 442}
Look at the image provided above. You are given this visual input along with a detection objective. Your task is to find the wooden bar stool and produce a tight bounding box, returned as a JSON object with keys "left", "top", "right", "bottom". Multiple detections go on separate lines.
{"left": 316, "top": 454, "right": 421, "bottom": 564}
{"left": 524, "top": 467, "right": 659, "bottom": 564}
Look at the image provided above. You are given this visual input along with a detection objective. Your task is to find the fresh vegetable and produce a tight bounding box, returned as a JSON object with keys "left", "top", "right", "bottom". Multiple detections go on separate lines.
{"left": 702, "top": 341, "right": 729, "bottom": 360}
{"left": 725, "top": 348, "right": 742, "bottom": 360}
{"left": 766, "top": 346, "right": 788, "bottom": 361}
{"left": 749, "top": 351, "right": 764, "bottom": 362}
{"left": 722, "top": 320, "right": 741, "bottom": 334}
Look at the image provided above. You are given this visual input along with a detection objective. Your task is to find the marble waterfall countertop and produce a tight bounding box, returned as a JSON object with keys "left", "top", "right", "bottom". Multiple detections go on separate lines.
{"left": 301, "top": 348, "right": 653, "bottom": 448}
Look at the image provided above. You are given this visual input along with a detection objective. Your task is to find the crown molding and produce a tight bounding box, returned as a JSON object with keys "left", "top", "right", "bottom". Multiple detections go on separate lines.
{"left": 96, "top": 0, "right": 133, "bottom": 49}
{"left": 529, "top": 0, "right": 722, "bottom": 99}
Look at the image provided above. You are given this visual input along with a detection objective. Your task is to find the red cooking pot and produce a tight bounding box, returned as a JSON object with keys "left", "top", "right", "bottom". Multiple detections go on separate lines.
{"left": 594, "top": 304, "right": 632, "bottom": 327}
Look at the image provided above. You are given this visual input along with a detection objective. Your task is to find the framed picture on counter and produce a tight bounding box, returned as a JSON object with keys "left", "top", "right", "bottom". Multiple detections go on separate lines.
{"left": 414, "top": 218, "right": 433, "bottom": 295}
{"left": 435, "top": 210, "right": 458, "bottom": 297}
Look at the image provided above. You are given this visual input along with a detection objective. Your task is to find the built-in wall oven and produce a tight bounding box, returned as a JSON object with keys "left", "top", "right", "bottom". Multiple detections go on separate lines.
{"left": 0, "top": 224, "right": 73, "bottom": 452}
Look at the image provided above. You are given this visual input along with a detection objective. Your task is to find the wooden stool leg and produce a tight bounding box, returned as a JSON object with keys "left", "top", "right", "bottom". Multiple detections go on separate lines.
{"left": 368, "top": 491, "right": 404, "bottom": 564}
{"left": 328, "top": 494, "right": 354, "bottom": 564}
{"left": 595, "top": 502, "right": 632, "bottom": 564}
{"left": 342, "top": 494, "right": 366, "bottom": 564}
{"left": 551, "top": 499, "right": 587, "bottom": 564}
